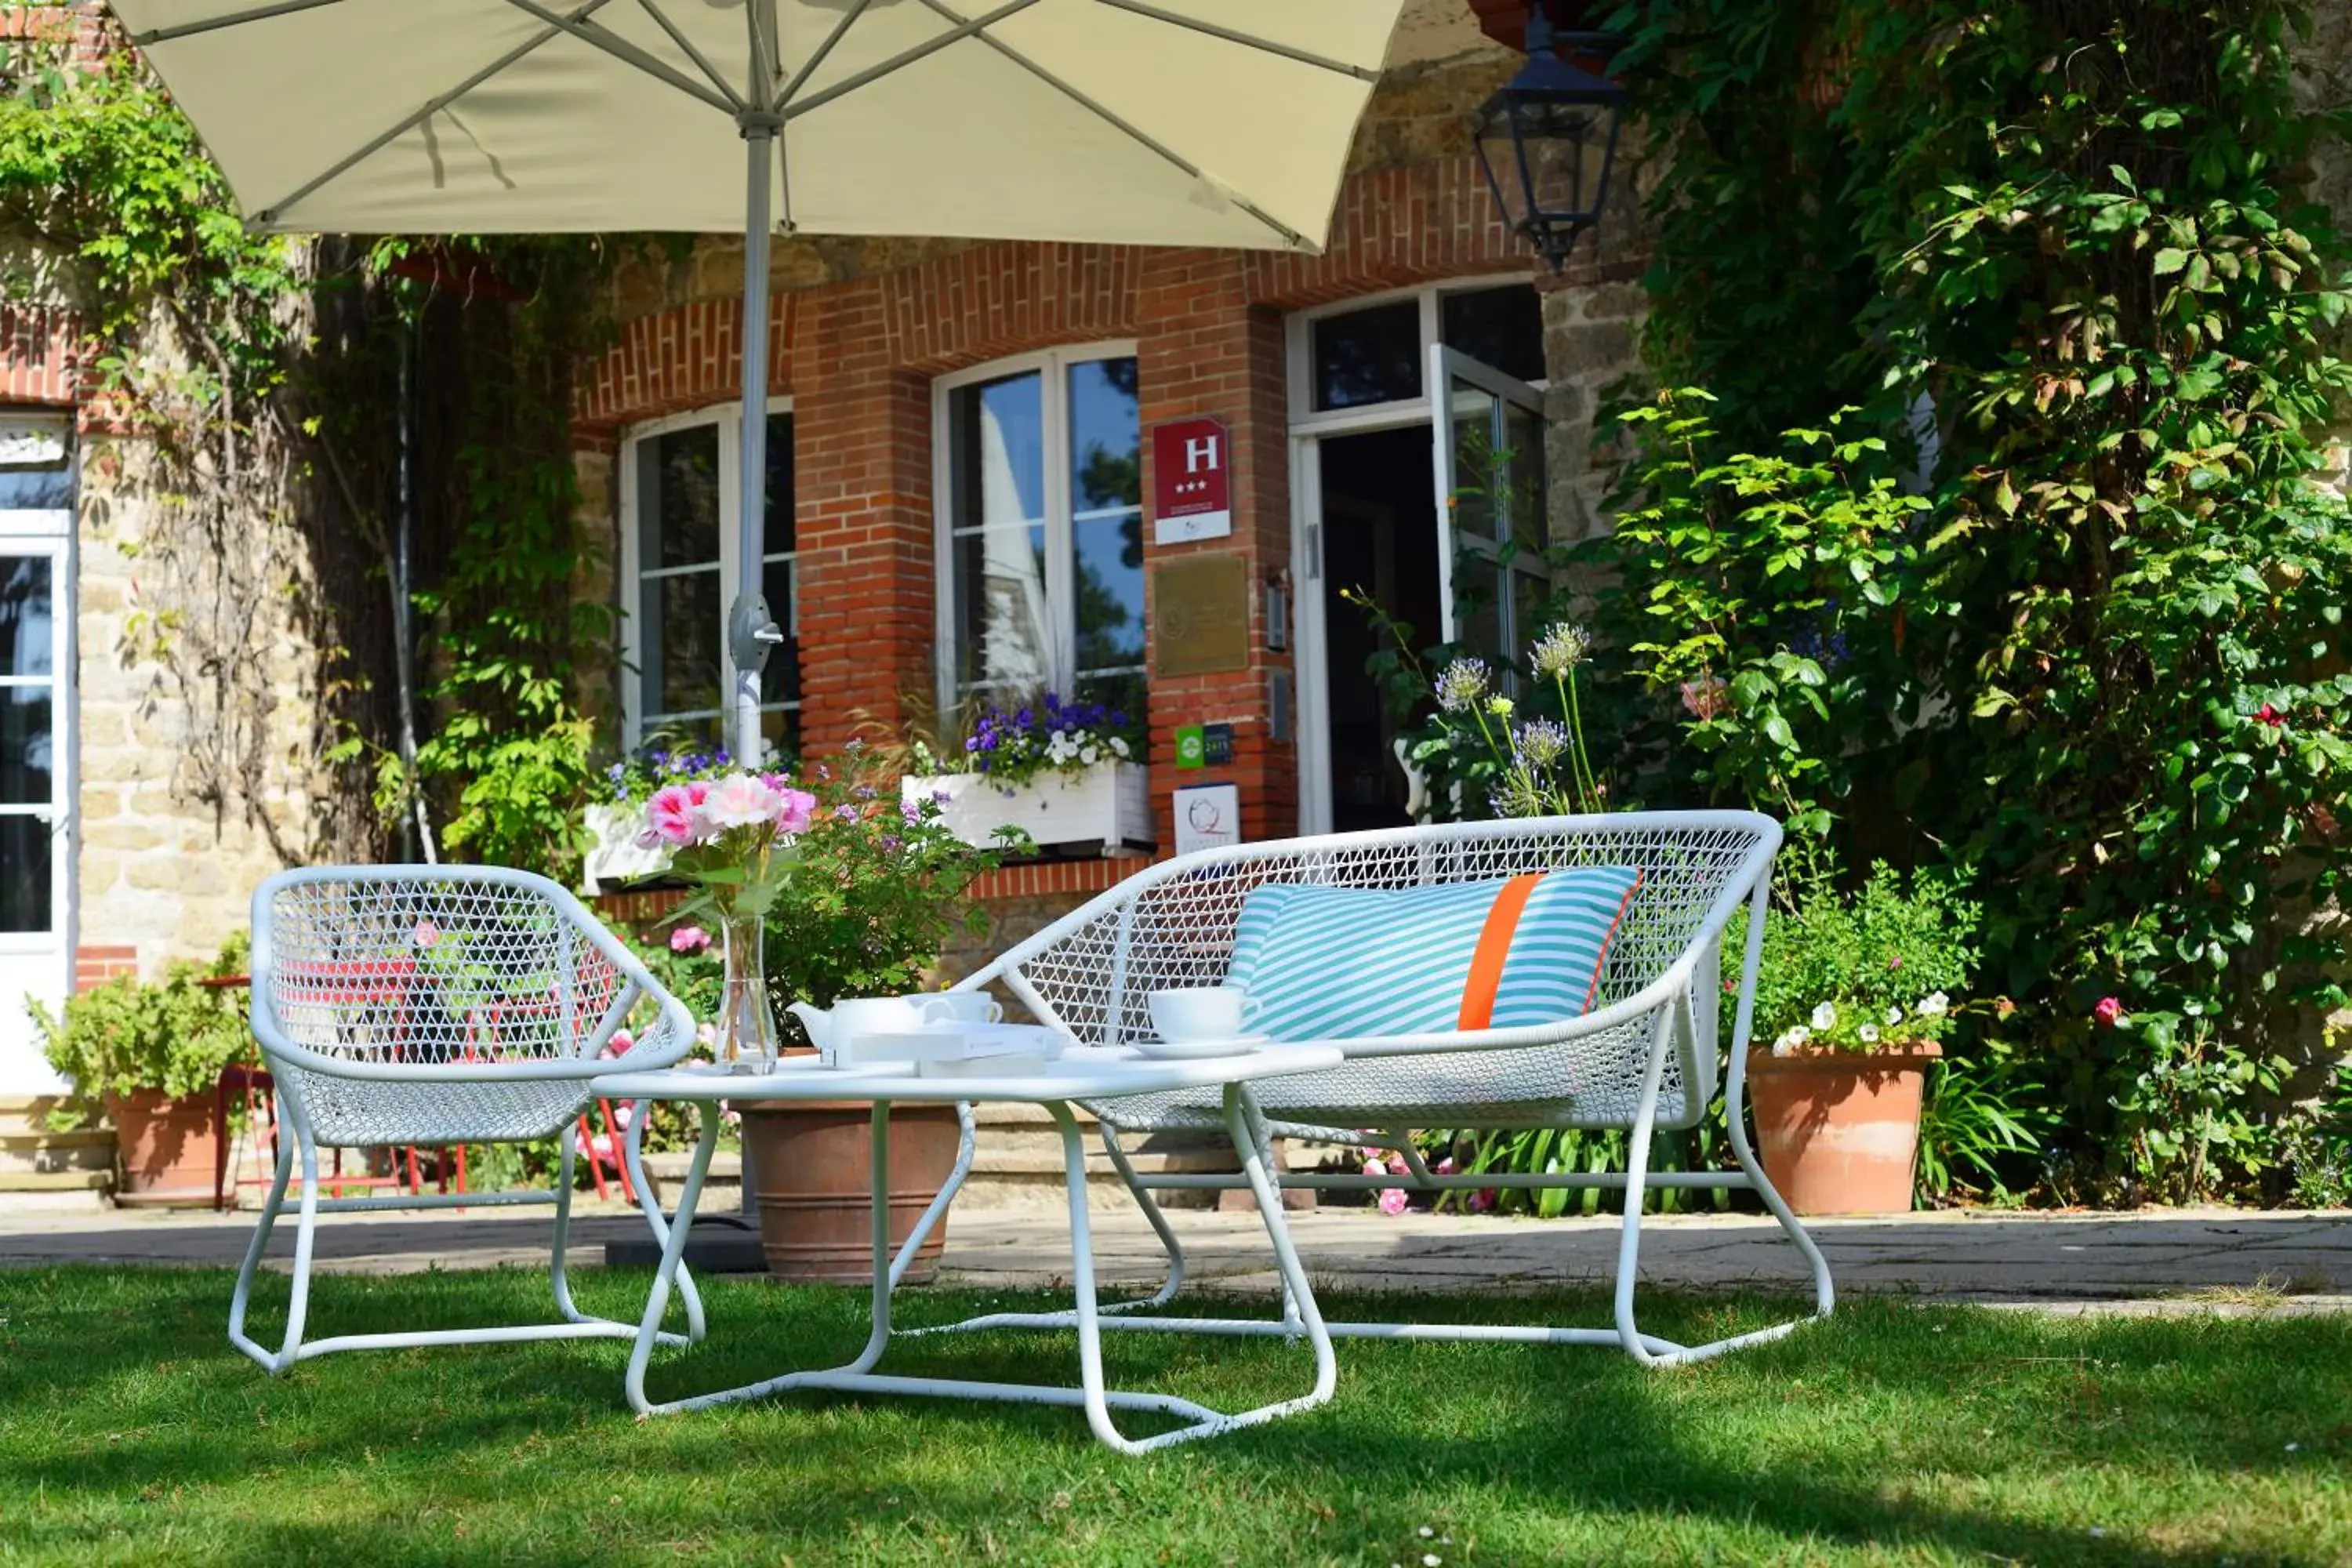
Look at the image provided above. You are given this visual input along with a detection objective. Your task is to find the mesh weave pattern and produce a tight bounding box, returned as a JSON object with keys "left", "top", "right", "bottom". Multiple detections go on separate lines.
{"left": 258, "top": 873, "right": 682, "bottom": 1145}
{"left": 991, "top": 818, "right": 1772, "bottom": 1134}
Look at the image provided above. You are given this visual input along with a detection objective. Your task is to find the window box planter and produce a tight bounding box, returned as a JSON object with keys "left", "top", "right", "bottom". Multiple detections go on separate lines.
{"left": 582, "top": 801, "right": 670, "bottom": 894}
{"left": 902, "top": 761, "right": 1154, "bottom": 857}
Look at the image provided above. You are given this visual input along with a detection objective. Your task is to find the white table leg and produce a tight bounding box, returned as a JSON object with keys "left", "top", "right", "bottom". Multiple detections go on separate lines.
{"left": 625, "top": 1099, "right": 720, "bottom": 1414}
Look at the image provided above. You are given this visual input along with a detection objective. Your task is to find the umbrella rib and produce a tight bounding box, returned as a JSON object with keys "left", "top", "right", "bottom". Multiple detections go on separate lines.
{"left": 130, "top": 0, "right": 354, "bottom": 46}
{"left": 1090, "top": 0, "right": 1379, "bottom": 82}
{"left": 779, "top": 0, "right": 1044, "bottom": 122}
{"left": 633, "top": 0, "right": 748, "bottom": 111}
{"left": 772, "top": 0, "right": 875, "bottom": 113}
{"left": 906, "top": 0, "right": 1309, "bottom": 250}
{"left": 256, "top": 0, "right": 621, "bottom": 224}
{"left": 497, "top": 0, "right": 739, "bottom": 114}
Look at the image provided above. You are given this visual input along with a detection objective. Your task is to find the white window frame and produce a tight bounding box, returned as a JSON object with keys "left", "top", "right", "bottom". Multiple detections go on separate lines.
{"left": 1282, "top": 278, "right": 1546, "bottom": 833}
{"left": 615, "top": 396, "right": 796, "bottom": 753}
{"left": 930, "top": 339, "right": 1142, "bottom": 724}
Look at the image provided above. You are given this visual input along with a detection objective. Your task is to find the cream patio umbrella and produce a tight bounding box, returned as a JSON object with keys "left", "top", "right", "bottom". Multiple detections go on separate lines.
{"left": 107, "top": 0, "right": 1409, "bottom": 760}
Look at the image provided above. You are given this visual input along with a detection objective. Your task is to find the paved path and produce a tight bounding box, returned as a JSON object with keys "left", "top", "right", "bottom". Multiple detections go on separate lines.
{"left": 2, "top": 1201, "right": 2345, "bottom": 1310}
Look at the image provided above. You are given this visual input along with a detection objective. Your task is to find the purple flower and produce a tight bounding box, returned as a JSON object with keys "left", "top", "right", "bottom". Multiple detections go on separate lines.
{"left": 854, "top": 783, "right": 877, "bottom": 800}
{"left": 880, "top": 835, "right": 902, "bottom": 853}
{"left": 901, "top": 799, "right": 923, "bottom": 823}
{"left": 833, "top": 802, "right": 859, "bottom": 822}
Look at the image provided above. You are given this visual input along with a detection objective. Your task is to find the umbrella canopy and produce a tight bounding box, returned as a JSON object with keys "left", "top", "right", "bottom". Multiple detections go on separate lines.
{"left": 106, "top": 0, "right": 1409, "bottom": 756}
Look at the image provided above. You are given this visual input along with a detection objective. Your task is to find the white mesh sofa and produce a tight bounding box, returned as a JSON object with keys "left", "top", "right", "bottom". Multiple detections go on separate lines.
{"left": 931, "top": 810, "right": 1833, "bottom": 1367}
{"left": 232, "top": 866, "right": 702, "bottom": 1371}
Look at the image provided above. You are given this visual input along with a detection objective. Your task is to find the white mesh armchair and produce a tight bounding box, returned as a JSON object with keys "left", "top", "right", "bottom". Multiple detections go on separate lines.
{"left": 232, "top": 865, "right": 702, "bottom": 1372}
{"left": 935, "top": 810, "right": 1832, "bottom": 1367}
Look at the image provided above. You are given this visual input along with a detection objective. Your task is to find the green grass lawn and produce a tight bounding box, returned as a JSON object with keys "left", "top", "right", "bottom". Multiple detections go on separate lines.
{"left": 1, "top": 1266, "right": 2347, "bottom": 1566}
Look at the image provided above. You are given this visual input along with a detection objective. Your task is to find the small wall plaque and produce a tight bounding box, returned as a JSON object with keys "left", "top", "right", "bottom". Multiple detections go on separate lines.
{"left": 1151, "top": 553, "right": 1251, "bottom": 677}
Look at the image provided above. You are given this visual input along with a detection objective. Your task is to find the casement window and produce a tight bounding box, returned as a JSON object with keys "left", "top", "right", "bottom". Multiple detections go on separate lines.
{"left": 618, "top": 403, "right": 797, "bottom": 759}
{"left": 933, "top": 344, "right": 1145, "bottom": 726}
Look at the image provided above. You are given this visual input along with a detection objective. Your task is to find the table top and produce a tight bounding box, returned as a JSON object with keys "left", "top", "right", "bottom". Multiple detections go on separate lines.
{"left": 590, "top": 1043, "right": 1345, "bottom": 1105}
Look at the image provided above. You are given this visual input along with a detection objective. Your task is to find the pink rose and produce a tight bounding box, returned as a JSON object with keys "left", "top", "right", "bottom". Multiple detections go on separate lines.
{"left": 413, "top": 918, "right": 440, "bottom": 949}
{"left": 1434, "top": 1156, "right": 1456, "bottom": 1176}
{"left": 1377, "top": 1188, "right": 1409, "bottom": 1216}
{"left": 774, "top": 787, "right": 818, "bottom": 834}
{"left": 646, "top": 784, "right": 699, "bottom": 846}
{"left": 1362, "top": 1158, "right": 1388, "bottom": 1178}
{"left": 2257, "top": 702, "right": 2285, "bottom": 728}
{"left": 612, "top": 1103, "right": 633, "bottom": 1131}
{"left": 1468, "top": 1188, "right": 1497, "bottom": 1214}
{"left": 670, "top": 924, "right": 711, "bottom": 955}
{"left": 2093, "top": 996, "right": 2125, "bottom": 1027}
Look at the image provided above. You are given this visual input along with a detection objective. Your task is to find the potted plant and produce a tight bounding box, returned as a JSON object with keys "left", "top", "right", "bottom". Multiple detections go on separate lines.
{"left": 32, "top": 934, "right": 251, "bottom": 1204}
{"left": 1743, "top": 864, "right": 1981, "bottom": 1214}
{"left": 625, "top": 744, "right": 1010, "bottom": 1282}
{"left": 902, "top": 691, "right": 1152, "bottom": 855}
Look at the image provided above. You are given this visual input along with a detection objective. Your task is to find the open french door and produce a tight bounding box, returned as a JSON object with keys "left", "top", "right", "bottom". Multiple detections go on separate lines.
{"left": 1429, "top": 344, "right": 1551, "bottom": 670}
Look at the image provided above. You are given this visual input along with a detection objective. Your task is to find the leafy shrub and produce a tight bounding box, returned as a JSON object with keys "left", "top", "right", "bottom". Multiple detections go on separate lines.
{"left": 34, "top": 934, "right": 251, "bottom": 1128}
{"left": 1746, "top": 864, "right": 1979, "bottom": 1053}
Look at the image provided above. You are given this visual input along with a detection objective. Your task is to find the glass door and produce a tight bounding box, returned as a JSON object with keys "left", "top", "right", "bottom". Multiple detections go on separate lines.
{"left": 1429, "top": 345, "right": 1550, "bottom": 669}
{"left": 0, "top": 535, "right": 68, "bottom": 1092}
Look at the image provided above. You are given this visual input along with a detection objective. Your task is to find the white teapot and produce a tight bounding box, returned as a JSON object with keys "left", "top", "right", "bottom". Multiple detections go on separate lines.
{"left": 786, "top": 993, "right": 1002, "bottom": 1064}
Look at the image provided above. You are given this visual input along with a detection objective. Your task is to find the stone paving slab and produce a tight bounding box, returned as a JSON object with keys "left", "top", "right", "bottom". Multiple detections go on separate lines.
{"left": 0, "top": 1201, "right": 2343, "bottom": 1308}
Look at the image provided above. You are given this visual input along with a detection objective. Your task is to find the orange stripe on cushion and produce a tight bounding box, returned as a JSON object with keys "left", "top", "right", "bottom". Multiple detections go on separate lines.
{"left": 1457, "top": 872, "right": 1545, "bottom": 1031}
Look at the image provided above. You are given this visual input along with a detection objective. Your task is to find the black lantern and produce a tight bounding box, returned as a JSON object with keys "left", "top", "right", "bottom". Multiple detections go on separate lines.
{"left": 1473, "top": 16, "right": 1628, "bottom": 272}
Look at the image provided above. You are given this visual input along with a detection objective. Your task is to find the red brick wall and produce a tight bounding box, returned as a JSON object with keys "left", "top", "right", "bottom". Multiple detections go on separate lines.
{"left": 74, "top": 946, "right": 136, "bottom": 993}
{"left": 575, "top": 154, "right": 1554, "bottom": 849}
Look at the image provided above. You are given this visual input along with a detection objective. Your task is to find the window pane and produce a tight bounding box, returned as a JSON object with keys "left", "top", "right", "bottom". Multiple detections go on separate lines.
{"left": 0, "top": 687, "right": 49, "bottom": 804}
{"left": 759, "top": 706, "right": 800, "bottom": 766}
{"left": 1501, "top": 400, "right": 1547, "bottom": 553}
{"left": 0, "top": 555, "right": 51, "bottom": 677}
{"left": 1445, "top": 380, "right": 1501, "bottom": 547}
{"left": 1441, "top": 285, "right": 1546, "bottom": 385}
{"left": 639, "top": 426, "right": 720, "bottom": 569}
{"left": 1312, "top": 299, "right": 1421, "bottom": 411}
{"left": 764, "top": 412, "right": 795, "bottom": 556}
{"left": 949, "top": 372, "right": 1048, "bottom": 696}
{"left": 1068, "top": 358, "right": 1139, "bottom": 513}
{"left": 1075, "top": 670, "right": 1145, "bottom": 731}
{"left": 760, "top": 557, "right": 800, "bottom": 706}
{"left": 1074, "top": 513, "right": 1145, "bottom": 677}
{"left": 0, "top": 814, "right": 49, "bottom": 933}
{"left": 953, "top": 526, "right": 1051, "bottom": 695}
{"left": 0, "top": 467, "right": 71, "bottom": 510}
{"left": 641, "top": 567, "right": 722, "bottom": 720}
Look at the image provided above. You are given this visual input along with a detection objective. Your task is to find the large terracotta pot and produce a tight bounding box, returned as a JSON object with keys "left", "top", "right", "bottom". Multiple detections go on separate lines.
{"left": 103, "top": 1088, "right": 220, "bottom": 1203}
{"left": 1744, "top": 1042, "right": 1940, "bottom": 1216}
{"left": 739, "top": 1099, "right": 961, "bottom": 1284}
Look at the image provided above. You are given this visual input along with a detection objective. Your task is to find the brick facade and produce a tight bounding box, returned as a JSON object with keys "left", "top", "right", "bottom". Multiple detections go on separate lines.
{"left": 575, "top": 149, "right": 1595, "bottom": 854}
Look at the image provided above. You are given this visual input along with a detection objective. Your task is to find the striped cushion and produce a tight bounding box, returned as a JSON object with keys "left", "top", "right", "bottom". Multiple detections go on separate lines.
{"left": 1221, "top": 867, "right": 1643, "bottom": 1042}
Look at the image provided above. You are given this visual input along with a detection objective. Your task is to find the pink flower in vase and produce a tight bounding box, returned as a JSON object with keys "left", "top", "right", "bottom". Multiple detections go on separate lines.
{"left": 761, "top": 771, "right": 792, "bottom": 794}
{"left": 701, "top": 773, "right": 783, "bottom": 830}
{"left": 1377, "top": 1188, "right": 1409, "bottom": 1216}
{"left": 670, "top": 924, "right": 711, "bottom": 956}
{"left": 646, "top": 785, "right": 699, "bottom": 846}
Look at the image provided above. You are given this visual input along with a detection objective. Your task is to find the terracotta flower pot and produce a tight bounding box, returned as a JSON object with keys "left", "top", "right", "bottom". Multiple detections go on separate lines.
{"left": 739, "top": 1098, "right": 961, "bottom": 1285}
{"left": 1744, "top": 1041, "right": 1940, "bottom": 1216}
{"left": 103, "top": 1088, "right": 221, "bottom": 1204}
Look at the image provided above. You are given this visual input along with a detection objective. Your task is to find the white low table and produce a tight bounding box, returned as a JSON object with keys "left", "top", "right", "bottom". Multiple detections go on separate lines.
{"left": 593, "top": 1044, "right": 1344, "bottom": 1454}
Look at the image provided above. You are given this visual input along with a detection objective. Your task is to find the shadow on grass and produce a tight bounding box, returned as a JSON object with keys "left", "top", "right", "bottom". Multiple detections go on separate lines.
{"left": 1, "top": 1267, "right": 2346, "bottom": 1566}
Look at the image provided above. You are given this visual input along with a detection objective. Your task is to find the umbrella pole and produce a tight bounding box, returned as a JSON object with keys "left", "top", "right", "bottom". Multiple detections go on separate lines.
{"left": 728, "top": 118, "right": 782, "bottom": 768}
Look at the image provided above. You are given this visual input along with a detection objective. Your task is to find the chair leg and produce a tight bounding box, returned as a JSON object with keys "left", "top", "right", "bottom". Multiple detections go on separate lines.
{"left": 228, "top": 1129, "right": 303, "bottom": 1372}
{"left": 551, "top": 1123, "right": 590, "bottom": 1325}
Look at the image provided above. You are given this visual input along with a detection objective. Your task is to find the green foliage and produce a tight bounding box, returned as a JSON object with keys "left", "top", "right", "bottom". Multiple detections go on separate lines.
{"left": 1607, "top": 0, "right": 2352, "bottom": 1200}
{"left": 34, "top": 934, "right": 251, "bottom": 1129}
{"left": 1916, "top": 1047, "right": 2053, "bottom": 1203}
{"left": 1745, "top": 863, "right": 1980, "bottom": 1051}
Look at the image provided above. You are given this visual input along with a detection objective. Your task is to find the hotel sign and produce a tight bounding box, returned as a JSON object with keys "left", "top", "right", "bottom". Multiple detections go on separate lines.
{"left": 1151, "top": 416, "right": 1232, "bottom": 544}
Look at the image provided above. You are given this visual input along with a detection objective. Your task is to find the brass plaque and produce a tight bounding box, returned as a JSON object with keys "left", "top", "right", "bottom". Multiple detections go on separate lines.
{"left": 1152, "top": 553, "right": 1251, "bottom": 677}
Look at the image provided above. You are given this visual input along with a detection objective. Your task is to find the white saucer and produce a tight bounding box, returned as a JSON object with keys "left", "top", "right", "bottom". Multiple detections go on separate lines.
{"left": 1132, "top": 1033, "right": 1273, "bottom": 1060}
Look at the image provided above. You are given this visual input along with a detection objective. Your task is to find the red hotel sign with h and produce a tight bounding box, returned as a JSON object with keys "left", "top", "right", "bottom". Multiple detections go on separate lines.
{"left": 1151, "top": 416, "right": 1232, "bottom": 545}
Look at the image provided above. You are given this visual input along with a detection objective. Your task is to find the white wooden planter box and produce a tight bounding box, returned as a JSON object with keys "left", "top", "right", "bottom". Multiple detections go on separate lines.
{"left": 904, "top": 761, "right": 1154, "bottom": 857}
{"left": 581, "top": 801, "right": 670, "bottom": 894}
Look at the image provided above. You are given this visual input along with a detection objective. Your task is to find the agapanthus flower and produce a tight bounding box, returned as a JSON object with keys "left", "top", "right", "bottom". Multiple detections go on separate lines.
{"left": 1435, "top": 657, "right": 1491, "bottom": 713}
{"left": 1512, "top": 717, "right": 1570, "bottom": 769}
{"left": 1530, "top": 622, "right": 1592, "bottom": 678}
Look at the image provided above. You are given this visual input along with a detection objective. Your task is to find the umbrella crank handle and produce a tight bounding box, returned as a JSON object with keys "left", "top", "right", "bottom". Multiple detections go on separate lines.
{"left": 727, "top": 592, "right": 781, "bottom": 670}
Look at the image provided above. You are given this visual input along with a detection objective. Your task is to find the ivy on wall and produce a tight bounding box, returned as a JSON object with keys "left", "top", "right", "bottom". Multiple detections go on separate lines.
{"left": 1589, "top": 0, "right": 2352, "bottom": 1201}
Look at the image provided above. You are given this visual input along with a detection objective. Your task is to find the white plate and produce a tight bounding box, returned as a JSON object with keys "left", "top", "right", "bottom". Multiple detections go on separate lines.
{"left": 1131, "top": 1033, "right": 1273, "bottom": 1060}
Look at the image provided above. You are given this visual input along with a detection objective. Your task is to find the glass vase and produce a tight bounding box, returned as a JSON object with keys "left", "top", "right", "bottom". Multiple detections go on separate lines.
{"left": 711, "top": 908, "right": 781, "bottom": 1074}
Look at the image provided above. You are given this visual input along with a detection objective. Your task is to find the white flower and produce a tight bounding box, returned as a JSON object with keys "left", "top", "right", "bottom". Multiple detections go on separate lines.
{"left": 1859, "top": 1024, "right": 1881, "bottom": 1044}
{"left": 1810, "top": 1002, "right": 1838, "bottom": 1031}
{"left": 1772, "top": 1030, "right": 1795, "bottom": 1054}
{"left": 1884, "top": 1005, "right": 1904, "bottom": 1027}
{"left": 1788, "top": 1025, "right": 1811, "bottom": 1047}
{"left": 1110, "top": 736, "right": 1131, "bottom": 759}
{"left": 1917, "top": 992, "right": 1951, "bottom": 1018}
{"left": 697, "top": 772, "right": 782, "bottom": 831}
{"left": 1080, "top": 744, "right": 1101, "bottom": 765}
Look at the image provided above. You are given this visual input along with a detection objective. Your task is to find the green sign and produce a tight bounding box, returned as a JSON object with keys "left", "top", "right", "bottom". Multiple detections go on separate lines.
{"left": 1174, "top": 724, "right": 1206, "bottom": 769}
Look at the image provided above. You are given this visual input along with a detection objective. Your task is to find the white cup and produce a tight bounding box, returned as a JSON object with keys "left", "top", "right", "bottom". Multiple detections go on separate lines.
{"left": 1148, "top": 985, "right": 1247, "bottom": 1042}
{"left": 920, "top": 992, "right": 1004, "bottom": 1026}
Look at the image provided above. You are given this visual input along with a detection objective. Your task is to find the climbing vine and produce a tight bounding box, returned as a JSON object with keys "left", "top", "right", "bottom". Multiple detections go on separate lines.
{"left": 1593, "top": 0, "right": 2352, "bottom": 1200}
